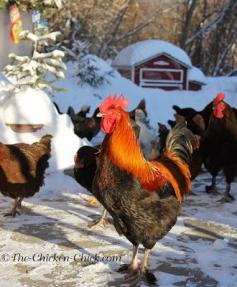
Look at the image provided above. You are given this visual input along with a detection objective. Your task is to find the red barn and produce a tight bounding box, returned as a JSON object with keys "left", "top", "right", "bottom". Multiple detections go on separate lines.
{"left": 112, "top": 40, "right": 205, "bottom": 91}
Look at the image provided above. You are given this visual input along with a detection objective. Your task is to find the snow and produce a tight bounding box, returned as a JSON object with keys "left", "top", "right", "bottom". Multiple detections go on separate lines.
{"left": 112, "top": 39, "right": 192, "bottom": 67}
{"left": 3, "top": 87, "right": 56, "bottom": 125}
{"left": 189, "top": 66, "right": 206, "bottom": 84}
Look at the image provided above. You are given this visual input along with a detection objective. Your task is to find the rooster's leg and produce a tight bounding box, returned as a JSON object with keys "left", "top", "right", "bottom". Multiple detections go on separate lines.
{"left": 218, "top": 183, "right": 235, "bottom": 203}
{"left": 4, "top": 197, "right": 22, "bottom": 217}
{"left": 118, "top": 244, "right": 139, "bottom": 273}
{"left": 88, "top": 209, "right": 109, "bottom": 229}
{"left": 205, "top": 176, "right": 218, "bottom": 194}
{"left": 140, "top": 249, "right": 157, "bottom": 284}
{"left": 17, "top": 197, "right": 23, "bottom": 209}
{"left": 123, "top": 248, "right": 157, "bottom": 285}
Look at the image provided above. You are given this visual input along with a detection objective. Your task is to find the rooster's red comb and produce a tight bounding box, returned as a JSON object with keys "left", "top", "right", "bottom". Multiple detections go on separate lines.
{"left": 100, "top": 95, "right": 129, "bottom": 113}
{"left": 213, "top": 92, "right": 225, "bottom": 106}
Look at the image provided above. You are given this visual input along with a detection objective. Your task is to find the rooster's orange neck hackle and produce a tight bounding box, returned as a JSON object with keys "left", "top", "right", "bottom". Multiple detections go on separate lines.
{"left": 105, "top": 109, "right": 190, "bottom": 202}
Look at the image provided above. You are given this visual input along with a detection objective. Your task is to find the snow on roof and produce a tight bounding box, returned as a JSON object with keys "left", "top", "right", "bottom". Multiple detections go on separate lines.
{"left": 188, "top": 67, "right": 206, "bottom": 84}
{"left": 112, "top": 39, "right": 192, "bottom": 68}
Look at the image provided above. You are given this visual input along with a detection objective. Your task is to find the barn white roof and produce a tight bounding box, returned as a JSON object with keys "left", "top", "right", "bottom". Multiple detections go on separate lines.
{"left": 112, "top": 39, "right": 192, "bottom": 68}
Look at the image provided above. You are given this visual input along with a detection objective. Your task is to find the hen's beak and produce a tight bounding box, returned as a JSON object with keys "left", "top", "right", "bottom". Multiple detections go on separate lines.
{"left": 97, "top": 112, "right": 104, "bottom": 117}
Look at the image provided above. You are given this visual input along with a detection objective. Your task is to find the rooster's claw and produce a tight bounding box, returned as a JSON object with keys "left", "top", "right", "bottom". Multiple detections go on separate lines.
{"left": 4, "top": 210, "right": 20, "bottom": 217}
{"left": 218, "top": 194, "right": 235, "bottom": 203}
{"left": 205, "top": 185, "right": 219, "bottom": 194}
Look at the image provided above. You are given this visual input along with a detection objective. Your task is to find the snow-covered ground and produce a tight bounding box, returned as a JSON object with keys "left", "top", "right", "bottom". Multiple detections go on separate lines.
{"left": 0, "top": 171, "right": 236, "bottom": 287}
{"left": 0, "top": 58, "right": 237, "bottom": 286}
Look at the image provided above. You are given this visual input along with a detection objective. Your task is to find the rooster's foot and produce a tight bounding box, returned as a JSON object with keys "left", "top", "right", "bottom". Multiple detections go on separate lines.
{"left": 117, "top": 264, "right": 131, "bottom": 273}
{"left": 88, "top": 209, "right": 111, "bottom": 229}
{"left": 218, "top": 194, "right": 235, "bottom": 203}
{"left": 4, "top": 210, "right": 20, "bottom": 217}
{"left": 123, "top": 268, "right": 157, "bottom": 286}
{"left": 88, "top": 217, "right": 108, "bottom": 229}
{"left": 205, "top": 185, "right": 219, "bottom": 194}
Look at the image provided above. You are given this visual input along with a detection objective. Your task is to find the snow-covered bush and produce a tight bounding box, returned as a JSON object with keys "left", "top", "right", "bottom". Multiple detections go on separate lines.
{"left": 3, "top": 30, "right": 66, "bottom": 94}
{"left": 63, "top": 40, "right": 114, "bottom": 88}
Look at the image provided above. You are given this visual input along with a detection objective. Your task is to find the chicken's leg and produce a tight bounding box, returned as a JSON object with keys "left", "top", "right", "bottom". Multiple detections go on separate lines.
{"left": 118, "top": 244, "right": 139, "bottom": 273}
{"left": 88, "top": 209, "right": 109, "bottom": 229}
{"left": 17, "top": 197, "right": 23, "bottom": 209}
{"left": 205, "top": 176, "right": 219, "bottom": 194}
{"left": 218, "top": 183, "right": 235, "bottom": 203}
{"left": 4, "top": 197, "right": 23, "bottom": 217}
{"left": 123, "top": 248, "right": 157, "bottom": 285}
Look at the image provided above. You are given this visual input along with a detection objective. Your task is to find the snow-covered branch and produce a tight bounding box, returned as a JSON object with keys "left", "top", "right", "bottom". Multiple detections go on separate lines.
{"left": 3, "top": 29, "right": 66, "bottom": 92}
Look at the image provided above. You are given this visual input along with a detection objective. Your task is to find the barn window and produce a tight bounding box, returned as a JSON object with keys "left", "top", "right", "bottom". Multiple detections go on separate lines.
{"left": 139, "top": 68, "right": 183, "bottom": 89}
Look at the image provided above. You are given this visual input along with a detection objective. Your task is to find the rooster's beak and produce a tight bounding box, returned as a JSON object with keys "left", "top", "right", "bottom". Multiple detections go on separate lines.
{"left": 97, "top": 112, "right": 104, "bottom": 117}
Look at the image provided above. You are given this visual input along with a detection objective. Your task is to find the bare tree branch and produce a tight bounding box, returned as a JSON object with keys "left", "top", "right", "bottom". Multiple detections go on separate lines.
{"left": 180, "top": 0, "right": 197, "bottom": 49}
{"left": 185, "top": 1, "right": 230, "bottom": 46}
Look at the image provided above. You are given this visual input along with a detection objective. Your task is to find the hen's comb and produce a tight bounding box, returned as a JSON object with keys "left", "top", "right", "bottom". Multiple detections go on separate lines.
{"left": 100, "top": 95, "right": 129, "bottom": 113}
{"left": 213, "top": 92, "right": 225, "bottom": 106}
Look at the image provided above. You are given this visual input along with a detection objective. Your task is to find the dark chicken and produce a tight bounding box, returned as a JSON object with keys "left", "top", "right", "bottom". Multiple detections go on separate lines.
{"left": 0, "top": 135, "right": 52, "bottom": 217}
{"left": 74, "top": 145, "right": 108, "bottom": 228}
{"left": 73, "top": 107, "right": 101, "bottom": 141}
{"left": 158, "top": 122, "right": 170, "bottom": 153}
{"left": 74, "top": 145, "right": 99, "bottom": 192}
{"left": 67, "top": 105, "right": 91, "bottom": 123}
{"left": 92, "top": 95, "right": 197, "bottom": 285}
{"left": 172, "top": 102, "right": 213, "bottom": 134}
{"left": 202, "top": 92, "right": 237, "bottom": 202}
{"left": 170, "top": 104, "right": 213, "bottom": 181}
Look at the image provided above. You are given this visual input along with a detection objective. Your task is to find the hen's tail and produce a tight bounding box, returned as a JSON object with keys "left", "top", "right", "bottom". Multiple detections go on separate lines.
{"left": 39, "top": 134, "right": 53, "bottom": 153}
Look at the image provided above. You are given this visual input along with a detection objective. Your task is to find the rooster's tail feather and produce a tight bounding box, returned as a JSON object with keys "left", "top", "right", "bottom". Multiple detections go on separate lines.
{"left": 165, "top": 122, "right": 196, "bottom": 165}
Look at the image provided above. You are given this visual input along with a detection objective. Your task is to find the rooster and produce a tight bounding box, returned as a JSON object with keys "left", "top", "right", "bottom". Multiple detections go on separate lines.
{"left": 0, "top": 135, "right": 52, "bottom": 217}
{"left": 92, "top": 96, "right": 197, "bottom": 285}
{"left": 202, "top": 92, "right": 237, "bottom": 202}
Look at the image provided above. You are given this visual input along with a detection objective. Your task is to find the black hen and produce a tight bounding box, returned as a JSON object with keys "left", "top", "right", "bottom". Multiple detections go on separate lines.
{"left": 202, "top": 93, "right": 237, "bottom": 202}
{"left": 74, "top": 145, "right": 98, "bottom": 192}
{"left": 73, "top": 107, "right": 101, "bottom": 141}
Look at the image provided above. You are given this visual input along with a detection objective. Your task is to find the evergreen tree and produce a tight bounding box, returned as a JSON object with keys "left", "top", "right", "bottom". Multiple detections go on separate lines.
{"left": 63, "top": 39, "right": 114, "bottom": 88}
{"left": 4, "top": 30, "right": 66, "bottom": 93}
